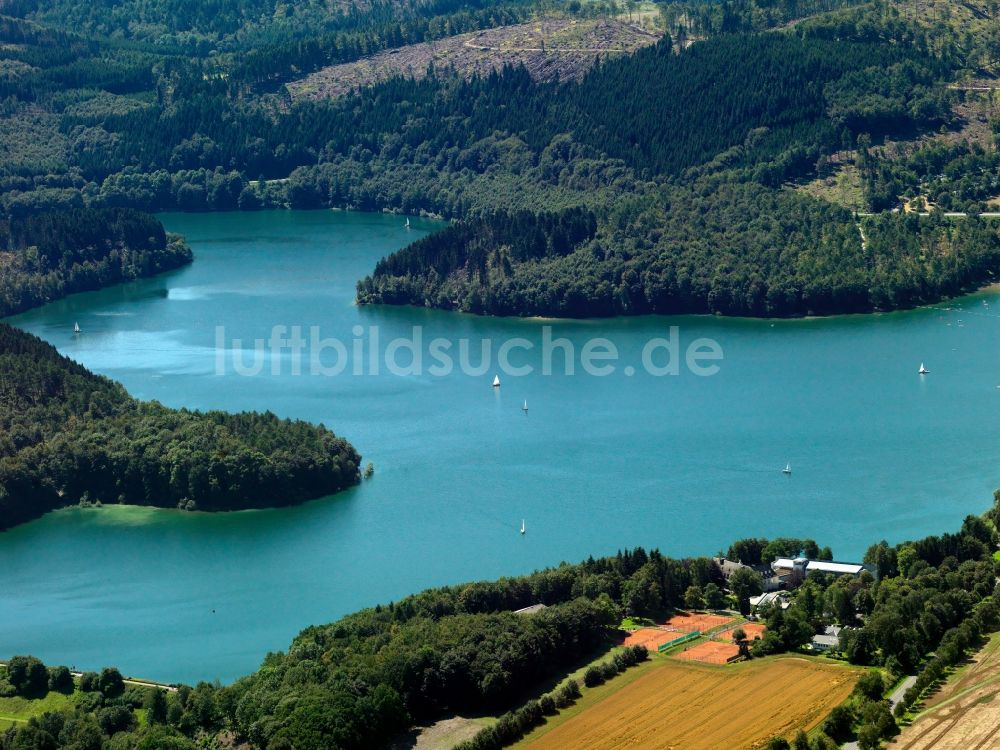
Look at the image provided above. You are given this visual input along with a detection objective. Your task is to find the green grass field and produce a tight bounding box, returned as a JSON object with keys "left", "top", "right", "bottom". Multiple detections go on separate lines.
{"left": 619, "top": 616, "right": 655, "bottom": 630}
{"left": 0, "top": 690, "right": 78, "bottom": 730}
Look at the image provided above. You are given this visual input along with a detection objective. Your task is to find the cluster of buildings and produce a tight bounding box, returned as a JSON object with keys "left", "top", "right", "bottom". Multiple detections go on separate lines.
{"left": 713, "top": 557, "right": 784, "bottom": 593}
{"left": 713, "top": 555, "right": 869, "bottom": 591}
{"left": 711, "top": 553, "right": 869, "bottom": 652}
{"left": 713, "top": 554, "right": 869, "bottom": 610}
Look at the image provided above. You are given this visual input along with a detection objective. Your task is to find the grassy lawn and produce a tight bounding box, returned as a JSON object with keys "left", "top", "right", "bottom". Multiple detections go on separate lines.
{"left": 391, "top": 715, "right": 496, "bottom": 750}
{"left": 619, "top": 616, "right": 654, "bottom": 630}
{"left": 0, "top": 690, "right": 78, "bottom": 730}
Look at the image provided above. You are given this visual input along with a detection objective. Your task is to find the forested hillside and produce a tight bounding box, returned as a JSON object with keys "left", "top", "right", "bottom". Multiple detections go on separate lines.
{"left": 0, "top": 325, "right": 361, "bottom": 530}
{"left": 1, "top": 0, "right": 999, "bottom": 318}
{"left": 0, "top": 208, "right": 192, "bottom": 316}
{"left": 359, "top": 184, "right": 1000, "bottom": 316}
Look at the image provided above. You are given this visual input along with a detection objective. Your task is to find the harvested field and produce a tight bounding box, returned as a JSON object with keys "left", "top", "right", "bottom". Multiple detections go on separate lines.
{"left": 623, "top": 628, "right": 682, "bottom": 651}
{"left": 288, "top": 18, "right": 660, "bottom": 100}
{"left": 520, "top": 657, "right": 861, "bottom": 750}
{"left": 675, "top": 640, "right": 741, "bottom": 664}
{"left": 662, "top": 612, "right": 735, "bottom": 633}
{"left": 894, "top": 632, "right": 1000, "bottom": 750}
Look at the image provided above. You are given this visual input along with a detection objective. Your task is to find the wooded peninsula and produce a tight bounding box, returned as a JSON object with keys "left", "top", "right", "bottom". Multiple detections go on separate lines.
{"left": 0, "top": 324, "right": 362, "bottom": 530}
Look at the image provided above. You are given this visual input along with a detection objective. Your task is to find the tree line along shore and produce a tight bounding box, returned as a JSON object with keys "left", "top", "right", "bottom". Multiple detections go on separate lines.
{"left": 3, "top": 490, "right": 1000, "bottom": 750}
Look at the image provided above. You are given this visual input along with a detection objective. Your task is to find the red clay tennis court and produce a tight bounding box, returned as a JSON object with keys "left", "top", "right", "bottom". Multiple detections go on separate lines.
{"left": 714, "top": 622, "right": 767, "bottom": 642}
{"left": 662, "top": 612, "right": 736, "bottom": 633}
{"left": 623, "top": 628, "right": 684, "bottom": 651}
{"left": 674, "top": 640, "right": 741, "bottom": 664}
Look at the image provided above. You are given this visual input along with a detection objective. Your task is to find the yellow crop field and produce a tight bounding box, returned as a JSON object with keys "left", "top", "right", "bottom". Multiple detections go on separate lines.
{"left": 521, "top": 657, "right": 860, "bottom": 750}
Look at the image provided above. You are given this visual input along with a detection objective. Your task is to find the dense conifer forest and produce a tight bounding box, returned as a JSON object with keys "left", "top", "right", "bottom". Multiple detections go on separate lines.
{"left": 358, "top": 186, "right": 1000, "bottom": 316}
{"left": 1, "top": 0, "right": 999, "bottom": 316}
{"left": 0, "top": 325, "right": 361, "bottom": 530}
{"left": 0, "top": 208, "right": 192, "bottom": 317}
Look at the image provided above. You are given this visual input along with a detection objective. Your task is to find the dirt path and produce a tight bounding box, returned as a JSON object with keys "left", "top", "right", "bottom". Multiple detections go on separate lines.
{"left": 890, "top": 676, "right": 918, "bottom": 706}
{"left": 390, "top": 716, "right": 491, "bottom": 750}
{"left": 0, "top": 661, "right": 177, "bottom": 693}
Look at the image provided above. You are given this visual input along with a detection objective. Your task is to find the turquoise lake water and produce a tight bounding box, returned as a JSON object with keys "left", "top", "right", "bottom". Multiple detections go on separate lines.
{"left": 2, "top": 209, "right": 999, "bottom": 684}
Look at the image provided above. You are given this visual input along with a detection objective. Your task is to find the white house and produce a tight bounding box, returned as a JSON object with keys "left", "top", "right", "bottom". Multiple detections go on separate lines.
{"left": 748, "top": 591, "right": 790, "bottom": 614}
{"left": 811, "top": 625, "right": 844, "bottom": 652}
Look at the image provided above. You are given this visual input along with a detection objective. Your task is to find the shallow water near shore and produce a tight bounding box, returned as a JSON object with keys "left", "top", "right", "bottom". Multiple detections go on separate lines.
{"left": 2, "top": 209, "right": 999, "bottom": 684}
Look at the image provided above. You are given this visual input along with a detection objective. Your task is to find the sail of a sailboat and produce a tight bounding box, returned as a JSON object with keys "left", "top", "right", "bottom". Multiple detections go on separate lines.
{"left": 520, "top": 519, "right": 525, "bottom": 535}
{"left": 782, "top": 462, "right": 792, "bottom": 475}
{"left": 492, "top": 374, "right": 501, "bottom": 387}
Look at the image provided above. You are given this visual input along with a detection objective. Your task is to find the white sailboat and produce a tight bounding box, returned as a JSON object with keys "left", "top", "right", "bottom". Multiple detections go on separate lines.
{"left": 492, "top": 374, "right": 501, "bottom": 387}
{"left": 782, "top": 462, "right": 792, "bottom": 475}
{"left": 522, "top": 400, "right": 528, "bottom": 412}
{"left": 405, "top": 217, "right": 411, "bottom": 229}
{"left": 520, "top": 519, "right": 526, "bottom": 535}
{"left": 73, "top": 322, "right": 81, "bottom": 334}
{"left": 918, "top": 363, "right": 928, "bottom": 374}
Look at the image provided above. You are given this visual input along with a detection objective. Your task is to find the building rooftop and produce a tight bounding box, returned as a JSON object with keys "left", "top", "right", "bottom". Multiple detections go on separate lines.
{"left": 806, "top": 561, "right": 865, "bottom": 575}
{"left": 771, "top": 558, "right": 866, "bottom": 576}
{"left": 714, "top": 557, "right": 773, "bottom": 577}
{"left": 811, "top": 634, "right": 841, "bottom": 648}
{"left": 714, "top": 557, "right": 748, "bottom": 576}
{"left": 748, "top": 591, "right": 789, "bottom": 610}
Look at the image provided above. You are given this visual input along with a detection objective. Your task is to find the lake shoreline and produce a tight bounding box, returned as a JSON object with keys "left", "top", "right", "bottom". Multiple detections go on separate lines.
{"left": 3, "top": 209, "right": 999, "bottom": 686}
{"left": 0, "top": 206, "right": 987, "bottom": 326}
{"left": 356, "top": 278, "right": 1000, "bottom": 323}
{"left": 0, "top": 489, "right": 355, "bottom": 534}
